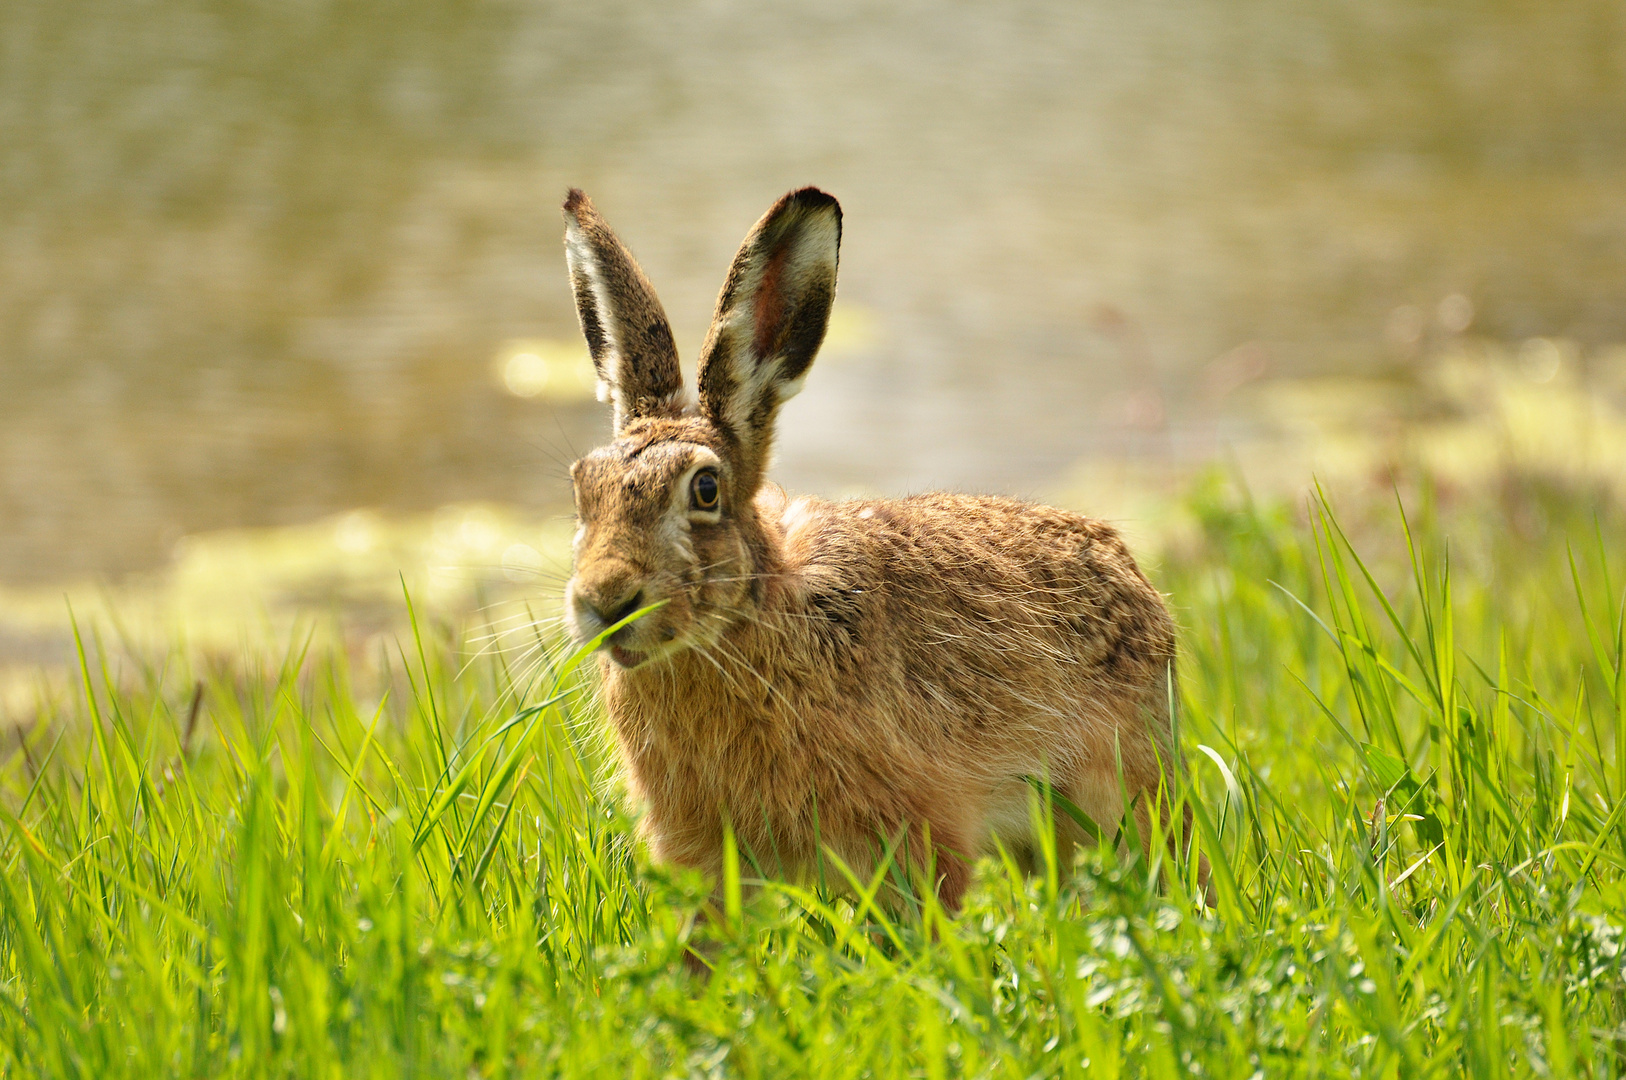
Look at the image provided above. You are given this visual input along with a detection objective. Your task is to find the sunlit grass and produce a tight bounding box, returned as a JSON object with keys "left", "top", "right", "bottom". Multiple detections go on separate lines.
{"left": 1, "top": 472, "right": 1624, "bottom": 1077}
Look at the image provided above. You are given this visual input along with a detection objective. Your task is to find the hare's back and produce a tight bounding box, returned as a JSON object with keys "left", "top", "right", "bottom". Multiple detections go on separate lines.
{"left": 786, "top": 492, "right": 1173, "bottom": 684}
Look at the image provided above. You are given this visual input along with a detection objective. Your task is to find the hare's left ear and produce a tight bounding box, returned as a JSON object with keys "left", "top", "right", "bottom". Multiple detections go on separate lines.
{"left": 695, "top": 188, "right": 840, "bottom": 486}
{"left": 562, "top": 189, "right": 685, "bottom": 432}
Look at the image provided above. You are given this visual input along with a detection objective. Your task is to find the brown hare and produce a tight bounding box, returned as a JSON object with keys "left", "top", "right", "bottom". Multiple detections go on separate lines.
{"left": 560, "top": 186, "right": 1183, "bottom": 914}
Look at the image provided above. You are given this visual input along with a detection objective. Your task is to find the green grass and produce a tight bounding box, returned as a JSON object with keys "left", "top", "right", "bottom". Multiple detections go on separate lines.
{"left": 2, "top": 472, "right": 1624, "bottom": 1078}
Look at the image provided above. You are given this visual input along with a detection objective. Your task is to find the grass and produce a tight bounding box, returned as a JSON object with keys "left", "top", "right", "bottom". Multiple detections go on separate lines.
{"left": 1, "top": 470, "right": 1624, "bottom": 1078}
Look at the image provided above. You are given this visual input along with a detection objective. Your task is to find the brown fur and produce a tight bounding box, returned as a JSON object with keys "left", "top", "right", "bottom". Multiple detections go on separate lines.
{"left": 562, "top": 188, "right": 1182, "bottom": 912}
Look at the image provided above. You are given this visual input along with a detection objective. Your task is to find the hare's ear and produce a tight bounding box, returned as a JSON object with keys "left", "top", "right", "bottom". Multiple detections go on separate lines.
{"left": 695, "top": 188, "right": 840, "bottom": 482}
{"left": 562, "top": 189, "right": 684, "bottom": 431}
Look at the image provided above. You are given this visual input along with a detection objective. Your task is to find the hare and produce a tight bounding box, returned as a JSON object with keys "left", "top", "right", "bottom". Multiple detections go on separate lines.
{"left": 560, "top": 186, "right": 1183, "bottom": 913}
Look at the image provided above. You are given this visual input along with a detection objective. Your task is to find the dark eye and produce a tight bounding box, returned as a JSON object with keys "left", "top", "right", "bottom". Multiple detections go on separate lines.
{"left": 690, "top": 470, "right": 720, "bottom": 511}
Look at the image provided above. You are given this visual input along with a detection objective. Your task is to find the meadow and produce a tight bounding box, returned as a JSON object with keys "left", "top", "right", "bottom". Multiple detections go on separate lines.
{"left": 0, "top": 466, "right": 1623, "bottom": 1079}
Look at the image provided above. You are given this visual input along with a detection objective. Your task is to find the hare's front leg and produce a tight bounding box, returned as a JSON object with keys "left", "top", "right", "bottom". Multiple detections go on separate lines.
{"left": 931, "top": 840, "right": 974, "bottom": 914}
{"left": 897, "top": 820, "right": 976, "bottom": 915}
{"left": 637, "top": 819, "right": 731, "bottom": 974}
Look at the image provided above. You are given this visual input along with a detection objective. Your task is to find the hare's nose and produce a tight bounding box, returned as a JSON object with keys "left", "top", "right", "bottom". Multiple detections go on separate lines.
{"left": 578, "top": 586, "right": 644, "bottom": 629}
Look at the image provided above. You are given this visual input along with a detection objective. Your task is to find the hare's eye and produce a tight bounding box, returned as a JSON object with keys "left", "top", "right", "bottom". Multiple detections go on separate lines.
{"left": 690, "top": 470, "right": 720, "bottom": 512}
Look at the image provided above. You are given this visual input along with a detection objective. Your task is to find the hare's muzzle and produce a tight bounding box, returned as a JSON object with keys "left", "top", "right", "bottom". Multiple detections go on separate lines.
{"left": 582, "top": 587, "right": 644, "bottom": 628}
{"left": 569, "top": 580, "right": 643, "bottom": 636}
{"left": 566, "top": 565, "right": 667, "bottom": 667}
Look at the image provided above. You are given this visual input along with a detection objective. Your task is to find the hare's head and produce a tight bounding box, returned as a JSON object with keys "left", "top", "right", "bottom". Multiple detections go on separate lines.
{"left": 560, "top": 188, "right": 841, "bottom": 668}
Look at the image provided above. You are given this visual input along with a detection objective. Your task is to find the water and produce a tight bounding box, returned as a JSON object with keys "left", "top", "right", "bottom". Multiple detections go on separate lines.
{"left": 4, "top": 0, "right": 1625, "bottom": 585}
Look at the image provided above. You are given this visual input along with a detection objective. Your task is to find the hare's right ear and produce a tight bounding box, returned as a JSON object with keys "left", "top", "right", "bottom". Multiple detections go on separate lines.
{"left": 562, "top": 189, "right": 684, "bottom": 431}
{"left": 695, "top": 188, "right": 841, "bottom": 488}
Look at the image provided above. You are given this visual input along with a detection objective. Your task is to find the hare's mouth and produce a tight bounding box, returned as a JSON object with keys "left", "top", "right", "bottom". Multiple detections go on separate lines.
{"left": 601, "top": 620, "right": 683, "bottom": 670}
{"left": 608, "top": 644, "right": 646, "bottom": 669}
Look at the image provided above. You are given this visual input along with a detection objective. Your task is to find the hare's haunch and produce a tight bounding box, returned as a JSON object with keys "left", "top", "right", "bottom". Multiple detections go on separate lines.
{"left": 561, "top": 187, "right": 1178, "bottom": 911}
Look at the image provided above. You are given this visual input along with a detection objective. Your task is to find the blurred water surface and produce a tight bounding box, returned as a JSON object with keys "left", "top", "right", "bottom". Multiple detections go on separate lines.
{"left": 4, "top": 0, "right": 1626, "bottom": 585}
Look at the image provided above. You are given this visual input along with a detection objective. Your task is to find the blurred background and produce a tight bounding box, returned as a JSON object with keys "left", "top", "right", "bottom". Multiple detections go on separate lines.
{"left": 3, "top": 0, "right": 1626, "bottom": 689}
